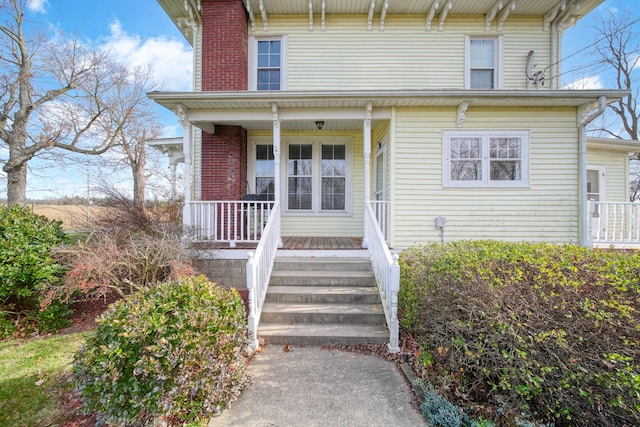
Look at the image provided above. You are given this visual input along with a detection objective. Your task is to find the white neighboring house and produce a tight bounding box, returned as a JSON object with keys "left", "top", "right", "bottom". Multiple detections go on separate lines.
{"left": 587, "top": 138, "right": 640, "bottom": 247}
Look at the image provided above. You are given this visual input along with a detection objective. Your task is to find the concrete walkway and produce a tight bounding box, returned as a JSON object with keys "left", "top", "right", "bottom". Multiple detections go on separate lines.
{"left": 210, "top": 345, "right": 426, "bottom": 427}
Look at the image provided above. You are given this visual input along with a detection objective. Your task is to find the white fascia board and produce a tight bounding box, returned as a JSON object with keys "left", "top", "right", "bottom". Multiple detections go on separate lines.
{"left": 587, "top": 138, "right": 640, "bottom": 154}
{"left": 188, "top": 108, "right": 273, "bottom": 122}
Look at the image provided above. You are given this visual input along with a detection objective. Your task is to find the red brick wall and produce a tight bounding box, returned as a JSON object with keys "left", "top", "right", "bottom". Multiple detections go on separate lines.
{"left": 201, "top": 126, "right": 247, "bottom": 201}
{"left": 201, "top": 0, "right": 248, "bottom": 91}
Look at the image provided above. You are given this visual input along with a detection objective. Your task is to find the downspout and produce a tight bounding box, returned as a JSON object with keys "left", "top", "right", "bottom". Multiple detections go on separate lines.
{"left": 578, "top": 96, "right": 606, "bottom": 246}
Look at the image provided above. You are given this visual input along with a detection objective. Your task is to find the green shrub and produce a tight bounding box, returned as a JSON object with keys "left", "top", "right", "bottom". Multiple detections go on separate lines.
{"left": 0, "top": 205, "right": 67, "bottom": 336}
{"left": 73, "top": 275, "right": 251, "bottom": 426}
{"left": 399, "top": 241, "right": 640, "bottom": 426}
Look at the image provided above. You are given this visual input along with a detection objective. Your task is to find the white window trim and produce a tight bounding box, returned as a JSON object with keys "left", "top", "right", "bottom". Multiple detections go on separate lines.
{"left": 465, "top": 35, "right": 503, "bottom": 90}
{"left": 248, "top": 36, "right": 288, "bottom": 91}
{"left": 443, "top": 130, "right": 529, "bottom": 188}
{"left": 247, "top": 138, "right": 275, "bottom": 198}
{"left": 375, "top": 141, "right": 387, "bottom": 201}
{"left": 586, "top": 165, "right": 606, "bottom": 202}
{"left": 282, "top": 137, "right": 353, "bottom": 216}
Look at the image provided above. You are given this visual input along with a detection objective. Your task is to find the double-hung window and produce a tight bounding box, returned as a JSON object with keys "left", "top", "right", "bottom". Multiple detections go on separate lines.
{"left": 466, "top": 36, "right": 502, "bottom": 89}
{"left": 444, "top": 131, "right": 529, "bottom": 187}
{"left": 249, "top": 37, "right": 287, "bottom": 90}
{"left": 285, "top": 139, "right": 351, "bottom": 214}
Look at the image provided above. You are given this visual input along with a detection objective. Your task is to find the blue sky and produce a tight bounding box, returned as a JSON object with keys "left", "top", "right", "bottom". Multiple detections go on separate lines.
{"left": 8, "top": 0, "right": 640, "bottom": 199}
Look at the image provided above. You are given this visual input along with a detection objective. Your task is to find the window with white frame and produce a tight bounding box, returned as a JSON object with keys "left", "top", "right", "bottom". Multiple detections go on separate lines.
{"left": 444, "top": 131, "right": 529, "bottom": 187}
{"left": 285, "top": 140, "right": 351, "bottom": 214}
{"left": 255, "top": 144, "right": 275, "bottom": 200}
{"left": 248, "top": 37, "right": 287, "bottom": 90}
{"left": 466, "top": 36, "right": 502, "bottom": 89}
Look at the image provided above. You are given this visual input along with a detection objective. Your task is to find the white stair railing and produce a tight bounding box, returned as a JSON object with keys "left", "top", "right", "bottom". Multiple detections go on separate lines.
{"left": 188, "top": 200, "right": 274, "bottom": 243}
{"left": 370, "top": 200, "right": 390, "bottom": 243}
{"left": 246, "top": 201, "right": 281, "bottom": 350}
{"left": 364, "top": 201, "right": 400, "bottom": 353}
{"left": 590, "top": 201, "right": 640, "bottom": 246}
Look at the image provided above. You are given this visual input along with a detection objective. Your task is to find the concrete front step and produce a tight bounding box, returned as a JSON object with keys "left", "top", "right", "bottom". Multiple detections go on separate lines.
{"left": 269, "top": 270, "right": 376, "bottom": 287}
{"left": 273, "top": 257, "right": 373, "bottom": 272}
{"left": 261, "top": 302, "right": 385, "bottom": 325}
{"left": 258, "top": 323, "right": 389, "bottom": 346}
{"left": 265, "top": 285, "right": 381, "bottom": 304}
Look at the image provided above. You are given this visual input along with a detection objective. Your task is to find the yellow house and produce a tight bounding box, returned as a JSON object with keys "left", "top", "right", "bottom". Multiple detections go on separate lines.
{"left": 150, "top": 0, "right": 632, "bottom": 349}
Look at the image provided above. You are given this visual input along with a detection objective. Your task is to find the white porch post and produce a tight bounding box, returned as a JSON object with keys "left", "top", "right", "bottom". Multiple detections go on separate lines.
{"left": 272, "top": 104, "right": 281, "bottom": 203}
{"left": 177, "top": 104, "right": 193, "bottom": 228}
{"left": 363, "top": 103, "right": 372, "bottom": 248}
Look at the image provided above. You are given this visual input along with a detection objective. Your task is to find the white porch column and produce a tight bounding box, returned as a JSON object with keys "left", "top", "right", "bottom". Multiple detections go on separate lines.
{"left": 272, "top": 104, "right": 281, "bottom": 203}
{"left": 363, "top": 103, "right": 372, "bottom": 247}
{"left": 177, "top": 104, "right": 193, "bottom": 228}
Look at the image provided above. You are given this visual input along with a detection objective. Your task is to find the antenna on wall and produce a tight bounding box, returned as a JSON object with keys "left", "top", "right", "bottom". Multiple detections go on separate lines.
{"left": 526, "top": 50, "right": 545, "bottom": 89}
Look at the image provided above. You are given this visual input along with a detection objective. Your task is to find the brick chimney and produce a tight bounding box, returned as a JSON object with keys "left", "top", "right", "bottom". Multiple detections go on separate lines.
{"left": 200, "top": 0, "right": 248, "bottom": 201}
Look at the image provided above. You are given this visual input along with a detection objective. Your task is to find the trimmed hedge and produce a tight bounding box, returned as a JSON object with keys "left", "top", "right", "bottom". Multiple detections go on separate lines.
{"left": 73, "top": 275, "right": 251, "bottom": 426}
{"left": 399, "top": 241, "right": 640, "bottom": 426}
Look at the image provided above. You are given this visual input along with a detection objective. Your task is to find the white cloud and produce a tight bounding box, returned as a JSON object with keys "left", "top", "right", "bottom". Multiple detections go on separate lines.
{"left": 101, "top": 20, "right": 192, "bottom": 91}
{"left": 27, "top": 0, "right": 48, "bottom": 13}
{"left": 563, "top": 75, "right": 604, "bottom": 90}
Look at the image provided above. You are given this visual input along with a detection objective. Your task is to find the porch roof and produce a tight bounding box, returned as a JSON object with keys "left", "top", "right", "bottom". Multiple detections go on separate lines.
{"left": 149, "top": 89, "right": 629, "bottom": 111}
{"left": 149, "top": 89, "right": 629, "bottom": 132}
{"left": 587, "top": 137, "right": 640, "bottom": 154}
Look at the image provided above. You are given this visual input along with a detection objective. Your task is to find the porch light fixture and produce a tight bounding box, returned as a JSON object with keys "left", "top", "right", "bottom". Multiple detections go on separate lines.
{"left": 315, "top": 121, "right": 325, "bottom": 130}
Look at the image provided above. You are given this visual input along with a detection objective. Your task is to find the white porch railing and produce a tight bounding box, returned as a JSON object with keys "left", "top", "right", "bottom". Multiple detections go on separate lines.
{"left": 371, "top": 200, "right": 390, "bottom": 243}
{"left": 246, "top": 201, "right": 281, "bottom": 350}
{"left": 364, "top": 201, "right": 400, "bottom": 353}
{"left": 590, "top": 201, "right": 640, "bottom": 247}
{"left": 188, "top": 200, "right": 274, "bottom": 243}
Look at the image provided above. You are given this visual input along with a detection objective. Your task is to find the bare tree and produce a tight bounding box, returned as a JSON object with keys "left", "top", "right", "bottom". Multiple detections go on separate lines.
{"left": 107, "top": 67, "right": 163, "bottom": 212}
{"left": 589, "top": 8, "right": 640, "bottom": 200}
{"left": 0, "top": 0, "right": 150, "bottom": 205}
{"left": 590, "top": 8, "right": 639, "bottom": 140}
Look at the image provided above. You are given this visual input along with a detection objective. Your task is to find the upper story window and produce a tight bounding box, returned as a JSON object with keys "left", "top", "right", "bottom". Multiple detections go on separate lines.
{"left": 466, "top": 36, "right": 502, "bottom": 89}
{"left": 249, "top": 36, "right": 287, "bottom": 91}
{"left": 444, "top": 130, "right": 529, "bottom": 187}
{"left": 257, "top": 40, "right": 281, "bottom": 90}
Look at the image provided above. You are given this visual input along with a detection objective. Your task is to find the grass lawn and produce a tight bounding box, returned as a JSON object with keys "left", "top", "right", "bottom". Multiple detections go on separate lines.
{"left": 0, "top": 332, "right": 86, "bottom": 427}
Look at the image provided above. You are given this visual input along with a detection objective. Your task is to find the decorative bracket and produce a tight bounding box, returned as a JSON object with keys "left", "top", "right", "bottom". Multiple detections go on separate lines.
{"left": 426, "top": 1, "right": 440, "bottom": 31}
{"left": 244, "top": 0, "right": 256, "bottom": 32}
{"left": 438, "top": 1, "right": 453, "bottom": 32}
{"left": 456, "top": 101, "right": 470, "bottom": 127}
{"left": 543, "top": 1, "right": 566, "bottom": 32}
{"left": 380, "top": 0, "right": 389, "bottom": 31}
{"left": 176, "top": 104, "right": 188, "bottom": 127}
{"left": 367, "top": 0, "right": 376, "bottom": 32}
{"left": 497, "top": 1, "right": 516, "bottom": 32}
{"left": 259, "top": 0, "right": 268, "bottom": 32}
{"left": 485, "top": 1, "right": 503, "bottom": 32}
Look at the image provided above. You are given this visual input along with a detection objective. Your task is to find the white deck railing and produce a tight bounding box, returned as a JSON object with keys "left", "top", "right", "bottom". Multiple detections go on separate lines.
{"left": 590, "top": 201, "right": 640, "bottom": 247}
{"left": 188, "top": 200, "right": 274, "bottom": 243}
{"left": 246, "top": 202, "right": 281, "bottom": 350}
{"left": 364, "top": 201, "right": 400, "bottom": 353}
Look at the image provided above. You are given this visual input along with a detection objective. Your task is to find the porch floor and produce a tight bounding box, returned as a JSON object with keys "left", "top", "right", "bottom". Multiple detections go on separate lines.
{"left": 193, "top": 236, "right": 363, "bottom": 250}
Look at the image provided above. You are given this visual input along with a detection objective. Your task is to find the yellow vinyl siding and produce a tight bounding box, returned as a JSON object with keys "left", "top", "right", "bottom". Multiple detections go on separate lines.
{"left": 587, "top": 148, "right": 629, "bottom": 202}
{"left": 253, "top": 15, "right": 550, "bottom": 91}
{"left": 392, "top": 107, "right": 579, "bottom": 248}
